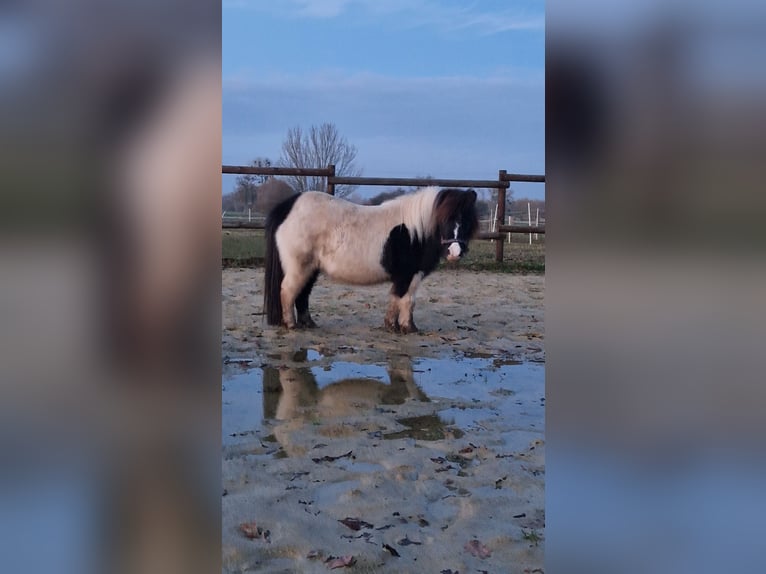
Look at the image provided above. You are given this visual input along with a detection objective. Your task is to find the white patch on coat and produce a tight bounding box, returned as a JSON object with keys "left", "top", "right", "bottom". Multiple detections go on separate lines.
{"left": 446, "top": 222, "right": 462, "bottom": 261}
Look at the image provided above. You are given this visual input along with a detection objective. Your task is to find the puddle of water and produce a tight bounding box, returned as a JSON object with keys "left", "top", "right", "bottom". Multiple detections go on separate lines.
{"left": 222, "top": 351, "right": 544, "bottom": 453}
{"left": 311, "top": 362, "right": 388, "bottom": 387}
{"left": 413, "top": 356, "right": 543, "bottom": 403}
{"left": 222, "top": 368, "right": 266, "bottom": 447}
{"left": 266, "top": 348, "right": 325, "bottom": 362}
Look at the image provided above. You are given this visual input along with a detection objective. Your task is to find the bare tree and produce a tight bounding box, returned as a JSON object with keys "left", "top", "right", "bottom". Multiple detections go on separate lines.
{"left": 234, "top": 157, "right": 272, "bottom": 207}
{"left": 278, "top": 123, "right": 362, "bottom": 197}
{"left": 489, "top": 186, "right": 516, "bottom": 214}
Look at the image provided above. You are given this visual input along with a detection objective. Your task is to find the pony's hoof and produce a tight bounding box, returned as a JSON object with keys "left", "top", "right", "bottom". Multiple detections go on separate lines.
{"left": 297, "top": 318, "right": 317, "bottom": 329}
{"left": 399, "top": 322, "right": 418, "bottom": 334}
{"left": 384, "top": 318, "right": 399, "bottom": 332}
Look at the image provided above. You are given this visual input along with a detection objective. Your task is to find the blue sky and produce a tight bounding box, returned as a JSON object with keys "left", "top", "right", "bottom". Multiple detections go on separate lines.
{"left": 222, "top": 0, "right": 545, "bottom": 200}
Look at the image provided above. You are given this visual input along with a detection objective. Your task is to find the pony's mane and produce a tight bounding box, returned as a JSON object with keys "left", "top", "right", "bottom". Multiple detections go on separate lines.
{"left": 380, "top": 186, "right": 440, "bottom": 241}
{"left": 378, "top": 186, "right": 477, "bottom": 242}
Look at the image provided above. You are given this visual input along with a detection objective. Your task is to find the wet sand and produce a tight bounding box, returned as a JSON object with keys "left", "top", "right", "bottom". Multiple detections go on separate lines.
{"left": 222, "top": 267, "right": 545, "bottom": 573}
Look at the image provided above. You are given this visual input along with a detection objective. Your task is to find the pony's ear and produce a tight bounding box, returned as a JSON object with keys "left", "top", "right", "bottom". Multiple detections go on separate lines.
{"left": 466, "top": 188, "right": 477, "bottom": 205}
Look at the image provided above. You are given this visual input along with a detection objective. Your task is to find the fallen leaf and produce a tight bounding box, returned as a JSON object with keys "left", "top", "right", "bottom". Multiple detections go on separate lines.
{"left": 238, "top": 522, "right": 271, "bottom": 543}
{"left": 325, "top": 555, "right": 356, "bottom": 569}
{"left": 338, "top": 517, "right": 374, "bottom": 531}
{"left": 287, "top": 471, "right": 310, "bottom": 481}
{"left": 397, "top": 536, "right": 422, "bottom": 546}
{"left": 341, "top": 532, "right": 372, "bottom": 542}
{"left": 312, "top": 450, "right": 354, "bottom": 463}
{"left": 464, "top": 539, "right": 491, "bottom": 559}
{"left": 382, "top": 543, "right": 400, "bottom": 557}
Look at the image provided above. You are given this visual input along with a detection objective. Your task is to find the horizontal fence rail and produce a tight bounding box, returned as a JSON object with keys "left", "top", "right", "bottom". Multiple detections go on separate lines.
{"left": 223, "top": 222, "right": 545, "bottom": 234}
{"left": 329, "top": 176, "right": 509, "bottom": 189}
{"left": 501, "top": 173, "right": 546, "bottom": 183}
{"left": 222, "top": 220, "right": 265, "bottom": 229}
{"left": 222, "top": 165, "right": 332, "bottom": 177}
{"left": 499, "top": 224, "right": 545, "bottom": 234}
{"left": 222, "top": 165, "right": 545, "bottom": 262}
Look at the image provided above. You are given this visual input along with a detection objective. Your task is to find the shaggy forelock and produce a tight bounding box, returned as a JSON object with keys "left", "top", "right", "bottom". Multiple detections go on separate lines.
{"left": 434, "top": 189, "right": 478, "bottom": 237}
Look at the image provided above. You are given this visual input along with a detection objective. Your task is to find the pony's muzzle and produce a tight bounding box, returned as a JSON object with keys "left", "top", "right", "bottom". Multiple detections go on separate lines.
{"left": 446, "top": 242, "right": 462, "bottom": 261}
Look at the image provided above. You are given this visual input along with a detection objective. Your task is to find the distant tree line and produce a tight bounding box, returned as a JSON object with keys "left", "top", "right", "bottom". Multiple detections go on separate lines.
{"left": 222, "top": 177, "right": 295, "bottom": 214}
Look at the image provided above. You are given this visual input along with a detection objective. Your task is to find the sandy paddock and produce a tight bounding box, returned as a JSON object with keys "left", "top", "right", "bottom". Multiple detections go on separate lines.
{"left": 222, "top": 267, "right": 545, "bottom": 573}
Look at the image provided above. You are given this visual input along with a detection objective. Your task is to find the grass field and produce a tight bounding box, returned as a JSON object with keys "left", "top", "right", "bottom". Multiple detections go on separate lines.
{"left": 222, "top": 229, "right": 544, "bottom": 272}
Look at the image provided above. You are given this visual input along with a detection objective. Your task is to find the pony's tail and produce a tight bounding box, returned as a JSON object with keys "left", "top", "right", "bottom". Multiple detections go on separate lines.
{"left": 263, "top": 193, "right": 300, "bottom": 325}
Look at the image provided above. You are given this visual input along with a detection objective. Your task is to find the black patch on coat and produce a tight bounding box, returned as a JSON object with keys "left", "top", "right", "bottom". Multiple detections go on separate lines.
{"left": 380, "top": 224, "right": 441, "bottom": 297}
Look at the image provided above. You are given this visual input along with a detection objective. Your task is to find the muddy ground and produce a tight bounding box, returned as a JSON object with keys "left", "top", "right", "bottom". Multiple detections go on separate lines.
{"left": 222, "top": 267, "right": 545, "bottom": 573}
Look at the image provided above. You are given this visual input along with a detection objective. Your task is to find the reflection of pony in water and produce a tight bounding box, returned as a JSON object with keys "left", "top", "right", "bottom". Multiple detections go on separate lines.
{"left": 262, "top": 353, "right": 426, "bottom": 422}
{"left": 262, "top": 353, "right": 427, "bottom": 457}
{"left": 263, "top": 187, "right": 478, "bottom": 333}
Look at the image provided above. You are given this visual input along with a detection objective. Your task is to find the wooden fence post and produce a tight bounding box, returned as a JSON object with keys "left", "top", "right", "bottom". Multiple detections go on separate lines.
{"left": 496, "top": 170, "right": 507, "bottom": 263}
{"left": 327, "top": 164, "right": 336, "bottom": 195}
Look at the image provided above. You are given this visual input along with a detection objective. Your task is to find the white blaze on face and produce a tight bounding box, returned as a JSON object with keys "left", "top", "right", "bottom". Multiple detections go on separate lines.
{"left": 446, "top": 222, "right": 462, "bottom": 261}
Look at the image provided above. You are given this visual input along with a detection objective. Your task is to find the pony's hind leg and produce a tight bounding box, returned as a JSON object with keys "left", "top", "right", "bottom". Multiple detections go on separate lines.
{"left": 295, "top": 270, "right": 319, "bottom": 328}
{"left": 280, "top": 266, "right": 316, "bottom": 329}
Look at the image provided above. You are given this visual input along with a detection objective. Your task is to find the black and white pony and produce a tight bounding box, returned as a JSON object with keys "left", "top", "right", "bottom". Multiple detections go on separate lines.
{"left": 263, "top": 186, "right": 478, "bottom": 333}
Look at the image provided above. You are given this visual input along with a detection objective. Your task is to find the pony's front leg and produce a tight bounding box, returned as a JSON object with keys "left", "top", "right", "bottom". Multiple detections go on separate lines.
{"left": 397, "top": 272, "right": 424, "bottom": 334}
{"left": 384, "top": 293, "right": 400, "bottom": 332}
{"left": 398, "top": 294, "right": 418, "bottom": 334}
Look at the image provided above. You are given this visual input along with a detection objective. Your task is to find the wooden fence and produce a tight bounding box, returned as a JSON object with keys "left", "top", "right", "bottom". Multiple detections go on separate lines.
{"left": 222, "top": 165, "right": 545, "bottom": 263}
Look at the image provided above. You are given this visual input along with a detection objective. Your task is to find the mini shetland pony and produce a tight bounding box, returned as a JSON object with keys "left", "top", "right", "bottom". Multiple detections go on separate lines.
{"left": 264, "top": 187, "right": 478, "bottom": 333}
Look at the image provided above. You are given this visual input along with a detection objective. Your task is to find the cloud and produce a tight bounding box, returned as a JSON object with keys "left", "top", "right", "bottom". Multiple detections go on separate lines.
{"left": 222, "top": 70, "right": 545, "bottom": 195}
{"left": 399, "top": 1, "right": 545, "bottom": 35}
{"left": 290, "top": 0, "right": 354, "bottom": 19}
{"left": 225, "top": 0, "right": 544, "bottom": 34}
{"left": 223, "top": 70, "right": 544, "bottom": 142}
